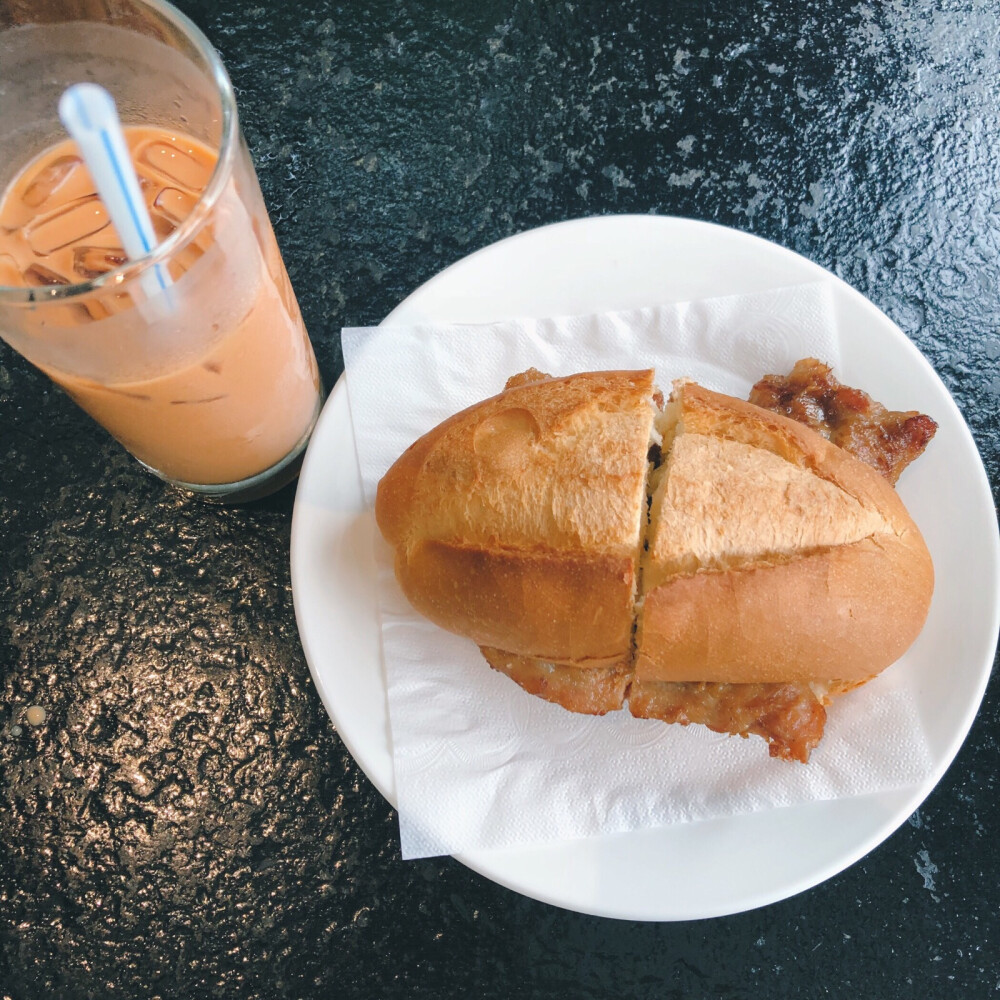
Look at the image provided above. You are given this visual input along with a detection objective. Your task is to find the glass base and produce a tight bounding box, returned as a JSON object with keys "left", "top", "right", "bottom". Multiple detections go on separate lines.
{"left": 143, "top": 391, "right": 323, "bottom": 503}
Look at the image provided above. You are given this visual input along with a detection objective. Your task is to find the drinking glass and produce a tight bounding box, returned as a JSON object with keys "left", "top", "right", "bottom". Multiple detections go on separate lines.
{"left": 0, "top": 0, "right": 323, "bottom": 501}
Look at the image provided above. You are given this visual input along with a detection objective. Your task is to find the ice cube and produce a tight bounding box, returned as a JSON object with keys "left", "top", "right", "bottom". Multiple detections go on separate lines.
{"left": 23, "top": 263, "right": 70, "bottom": 286}
{"left": 138, "top": 141, "right": 213, "bottom": 191}
{"left": 165, "top": 239, "right": 206, "bottom": 281}
{"left": 150, "top": 213, "right": 176, "bottom": 242}
{"left": 82, "top": 298, "right": 112, "bottom": 321}
{"left": 75, "top": 222, "right": 127, "bottom": 250}
{"left": 153, "top": 186, "right": 197, "bottom": 225}
{"left": 21, "top": 155, "right": 86, "bottom": 208}
{"left": 26, "top": 197, "right": 109, "bottom": 255}
{"left": 0, "top": 253, "right": 22, "bottom": 287}
{"left": 73, "top": 246, "right": 127, "bottom": 280}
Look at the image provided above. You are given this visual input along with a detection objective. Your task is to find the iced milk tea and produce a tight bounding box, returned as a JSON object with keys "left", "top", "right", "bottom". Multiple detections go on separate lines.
{"left": 0, "top": 126, "right": 321, "bottom": 488}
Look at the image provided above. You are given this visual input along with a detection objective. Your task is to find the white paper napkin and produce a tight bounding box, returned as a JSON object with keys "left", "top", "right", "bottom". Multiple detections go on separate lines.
{"left": 342, "top": 282, "right": 933, "bottom": 860}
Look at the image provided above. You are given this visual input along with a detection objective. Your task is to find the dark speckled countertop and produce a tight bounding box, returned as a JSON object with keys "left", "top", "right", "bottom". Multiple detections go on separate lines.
{"left": 2, "top": 2, "right": 999, "bottom": 997}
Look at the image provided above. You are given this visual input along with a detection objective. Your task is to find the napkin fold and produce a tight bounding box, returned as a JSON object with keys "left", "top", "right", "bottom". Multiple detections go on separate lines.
{"left": 342, "top": 282, "right": 933, "bottom": 860}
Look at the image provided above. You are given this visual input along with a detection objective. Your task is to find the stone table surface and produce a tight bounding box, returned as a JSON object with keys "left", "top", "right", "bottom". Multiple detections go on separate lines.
{"left": 2, "top": 2, "right": 999, "bottom": 998}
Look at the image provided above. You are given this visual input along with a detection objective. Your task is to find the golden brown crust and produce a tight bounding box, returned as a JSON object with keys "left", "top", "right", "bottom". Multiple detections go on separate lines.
{"left": 636, "top": 535, "right": 933, "bottom": 684}
{"left": 375, "top": 369, "right": 657, "bottom": 663}
{"left": 397, "top": 540, "right": 636, "bottom": 664}
{"left": 504, "top": 368, "right": 554, "bottom": 390}
{"left": 643, "top": 432, "right": 891, "bottom": 588}
{"left": 671, "top": 382, "right": 926, "bottom": 537}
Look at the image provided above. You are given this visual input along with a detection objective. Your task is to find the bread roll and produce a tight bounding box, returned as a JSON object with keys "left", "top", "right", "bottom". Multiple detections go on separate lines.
{"left": 375, "top": 369, "right": 658, "bottom": 667}
{"left": 636, "top": 382, "right": 934, "bottom": 684}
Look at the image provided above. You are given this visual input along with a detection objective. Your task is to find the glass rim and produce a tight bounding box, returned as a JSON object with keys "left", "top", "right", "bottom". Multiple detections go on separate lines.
{"left": 0, "top": 0, "right": 238, "bottom": 303}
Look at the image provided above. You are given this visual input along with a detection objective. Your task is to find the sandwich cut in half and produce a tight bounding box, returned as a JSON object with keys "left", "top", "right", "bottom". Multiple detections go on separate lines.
{"left": 375, "top": 366, "right": 935, "bottom": 762}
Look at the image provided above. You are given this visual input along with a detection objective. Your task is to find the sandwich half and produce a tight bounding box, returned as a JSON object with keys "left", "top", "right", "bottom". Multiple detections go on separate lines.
{"left": 631, "top": 380, "right": 934, "bottom": 760}
{"left": 375, "top": 367, "right": 656, "bottom": 670}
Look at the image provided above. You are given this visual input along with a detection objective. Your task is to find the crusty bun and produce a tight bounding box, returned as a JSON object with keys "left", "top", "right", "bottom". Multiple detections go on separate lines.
{"left": 375, "top": 369, "right": 658, "bottom": 666}
{"left": 636, "top": 382, "right": 934, "bottom": 684}
{"left": 375, "top": 368, "right": 935, "bottom": 761}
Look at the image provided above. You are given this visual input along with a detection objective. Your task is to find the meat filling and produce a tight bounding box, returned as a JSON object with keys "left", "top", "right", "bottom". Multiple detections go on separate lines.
{"left": 628, "top": 678, "right": 828, "bottom": 764}
{"left": 480, "top": 648, "right": 832, "bottom": 762}
{"left": 749, "top": 357, "right": 937, "bottom": 484}
{"left": 480, "top": 647, "right": 633, "bottom": 716}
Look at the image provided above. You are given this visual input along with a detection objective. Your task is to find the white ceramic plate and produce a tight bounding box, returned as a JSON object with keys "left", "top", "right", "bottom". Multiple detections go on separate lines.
{"left": 290, "top": 215, "right": 999, "bottom": 920}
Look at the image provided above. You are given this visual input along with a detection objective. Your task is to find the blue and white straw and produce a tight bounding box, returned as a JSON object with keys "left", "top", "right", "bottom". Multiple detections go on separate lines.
{"left": 58, "top": 83, "right": 172, "bottom": 303}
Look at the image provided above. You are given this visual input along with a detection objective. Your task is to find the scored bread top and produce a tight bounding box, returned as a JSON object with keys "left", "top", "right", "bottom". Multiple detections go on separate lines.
{"left": 636, "top": 381, "right": 934, "bottom": 684}
{"left": 375, "top": 370, "right": 658, "bottom": 665}
{"left": 377, "top": 369, "right": 656, "bottom": 557}
{"left": 644, "top": 433, "right": 890, "bottom": 586}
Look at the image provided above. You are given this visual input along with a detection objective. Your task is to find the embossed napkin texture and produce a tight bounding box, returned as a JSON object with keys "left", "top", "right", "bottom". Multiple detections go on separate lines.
{"left": 342, "top": 282, "right": 934, "bottom": 859}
